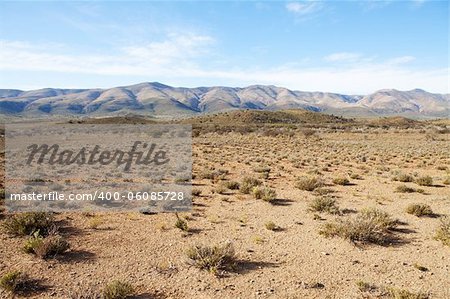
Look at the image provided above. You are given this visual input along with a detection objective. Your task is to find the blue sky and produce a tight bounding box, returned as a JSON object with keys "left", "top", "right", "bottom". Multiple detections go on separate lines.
{"left": 0, "top": 0, "right": 448, "bottom": 94}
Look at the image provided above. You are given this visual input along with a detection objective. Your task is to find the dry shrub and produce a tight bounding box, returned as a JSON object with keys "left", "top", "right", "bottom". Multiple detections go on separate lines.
{"left": 387, "top": 288, "right": 429, "bottom": 299}
{"left": 332, "top": 176, "right": 350, "bottom": 186}
{"left": 252, "top": 186, "right": 277, "bottom": 203}
{"left": 187, "top": 241, "right": 236, "bottom": 274}
{"left": 309, "top": 197, "right": 340, "bottom": 214}
{"left": 239, "top": 176, "right": 262, "bottom": 194}
{"left": 395, "top": 185, "right": 418, "bottom": 193}
{"left": 223, "top": 181, "right": 240, "bottom": 190}
{"left": 102, "top": 280, "right": 134, "bottom": 299}
{"left": 23, "top": 231, "right": 70, "bottom": 259}
{"left": 393, "top": 173, "right": 414, "bottom": 182}
{"left": 319, "top": 208, "right": 398, "bottom": 245}
{"left": 415, "top": 176, "right": 433, "bottom": 186}
{"left": 435, "top": 216, "right": 450, "bottom": 246}
{"left": 295, "top": 176, "right": 322, "bottom": 191}
{"left": 405, "top": 204, "right": 433, "bottom": 217}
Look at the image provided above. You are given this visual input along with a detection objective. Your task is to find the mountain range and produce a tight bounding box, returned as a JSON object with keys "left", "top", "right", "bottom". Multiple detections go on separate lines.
{"left": 0, "top": 82, "right": 448, "bottom": 118}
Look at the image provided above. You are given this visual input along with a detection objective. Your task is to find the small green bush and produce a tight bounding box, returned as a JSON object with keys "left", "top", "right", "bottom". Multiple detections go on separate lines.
{"left": 2, "top": 212, "right": 55, "bottom": 237}
{"left": 0, "top": 271, "right": 23, "bottom": 293}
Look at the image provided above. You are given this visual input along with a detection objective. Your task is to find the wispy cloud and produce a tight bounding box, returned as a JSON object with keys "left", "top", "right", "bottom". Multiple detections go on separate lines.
{"left": 0, "top": 39, "right": 447, "bottom": 94}
{"left": 286, "top": 1, "right": 323, "bottom": 15}
{"left": 0, "top": 32, "right": 214, "bottom": 75}
{"left": 324, "top": 52, "right": 364, "bottom": 63}
{"left": 411, "top": 0, "right": 427, "bottom": 8}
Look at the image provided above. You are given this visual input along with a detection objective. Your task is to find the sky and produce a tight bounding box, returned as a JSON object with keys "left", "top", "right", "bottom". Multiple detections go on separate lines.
{"left": 0, "top": 0, "right": 448, "bottom": 94}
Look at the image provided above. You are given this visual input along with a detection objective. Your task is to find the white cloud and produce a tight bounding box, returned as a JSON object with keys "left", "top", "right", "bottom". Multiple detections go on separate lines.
{"left": 324, "top": 52, "right": 364, "bottom": 63}
{"left": 0, "top": 39, "right": 447, "bottom": 94}
{"left": 0, "top": 33, "right": 214, "bottom": 75}
{"left": 386, "top": 56, "right": 416, "bottom": 65}
{"left": 286, "top": 1, "right": 322, "bottom": 15}
{"left": 121, "top": 33, "right": 214, "bottom": 65}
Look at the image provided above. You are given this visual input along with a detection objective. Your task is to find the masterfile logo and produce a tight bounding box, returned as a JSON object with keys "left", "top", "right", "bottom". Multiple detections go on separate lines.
{"left": 5, "top": 123, "right": 192, "bottom": 213}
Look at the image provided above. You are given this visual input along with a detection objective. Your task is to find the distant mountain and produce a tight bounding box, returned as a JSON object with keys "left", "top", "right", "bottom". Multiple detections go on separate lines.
{"left": 0, "top": 82, "right": 448, "bottom": 118}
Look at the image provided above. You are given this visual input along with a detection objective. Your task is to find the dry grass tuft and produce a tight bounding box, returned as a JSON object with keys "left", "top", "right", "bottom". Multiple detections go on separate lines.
{"left": 252, "top": 186, "right": 277, "bottom": 203}
{"left": 187, "top": 241, "right": 236, "bottom": 274}
{"left": 434, "top": 216, "right": 450, "bottom": 246}
{"left": 405, "top": 204, "right": 433, "bottom": 217}
{"left": 239, "top": 176, "right": 262, "bottom": 194}
{"left": 102, "top": 280, "right": 134, "bottom": 299}
{"left": 319, "top": 208, "right": 398, "bottom": 245}
{"left": 309, "top": 197, "right": 340, "bottom": 214}
{"left": 295, "top": 176, "right": 322, "bottom": 191}
{"left": 415, "top": 176, "right": 433, "bottom": 186}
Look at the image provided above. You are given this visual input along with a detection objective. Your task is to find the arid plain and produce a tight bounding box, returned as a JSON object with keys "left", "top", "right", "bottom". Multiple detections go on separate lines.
{"left": 0, "top": 110, "right": 449, "bottom": 299}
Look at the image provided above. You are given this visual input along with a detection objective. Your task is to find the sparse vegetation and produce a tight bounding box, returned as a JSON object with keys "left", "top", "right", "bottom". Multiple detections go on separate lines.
{"left": 88, "top": 216, "right": 105, "bottom": 229}
{"left": 102, "top": 280, "right": 134, "bottom": 299}
{"left": 434, "top": 216, "right": 450, "bottom": 246}
{"left": 395, "top": 184, "right": 417, "bottom": 193}
{"left": 223, "top": 181, "right": 240, "bottom": 190}
{"left": 319, "top": 208, "right": 398, "bottom": 245}
{"left": 265, "top": 221, "right": 278, "bottom": 231}
{"left": 295, "top": 176, "right": 322, "bottom": 191}
{"left": 2, "top": 212, "right": 55, "bottom": 237}
{"left": 387, "top": 288, "right": 429, "bottom": 299}
{"left": 252, "top": 186, "right": 277, "bottom": 203}
{"left": 393, "top": 173, "right": 414, "bottom": 182}
{"left": 415, "top": 175, "right": 433, "bottom": 186}
{"left": 175, "top": 215, "right": 189, "bottom": 232}
{"left": 239, "top": 176, "right": 262, "bottom": 194}
{"left": 23, "top": 231, "right": 70, "bottom": 259}
{"left": 405, "top": 204, "right": 433, "bottom": 217}
{"left": 186, "top": 241, "right": 236, "bottom": 274}
{"left": 332, "top": 176, "right": 350, "bottom": 186}
{"left": 0, "top": 271, "right": 23, "bottom": 293}
{"left": 309, "top": 197, "right": 340, "bottom": 214}
{"left": 356, "top": 280, "right": 377, "bottom": 292}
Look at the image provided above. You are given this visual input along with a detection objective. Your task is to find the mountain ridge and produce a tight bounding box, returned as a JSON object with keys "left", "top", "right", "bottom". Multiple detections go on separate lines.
{"left": 0, "top": 82, "right": 448, "bottom": 118}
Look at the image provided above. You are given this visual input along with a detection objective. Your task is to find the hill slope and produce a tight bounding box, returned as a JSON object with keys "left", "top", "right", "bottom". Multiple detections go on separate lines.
{"left": 0, "top": 82, "right": 448, "bottom": 118}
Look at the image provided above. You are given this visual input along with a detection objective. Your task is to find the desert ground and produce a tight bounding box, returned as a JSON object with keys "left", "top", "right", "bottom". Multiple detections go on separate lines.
{"left": 0, "top": 110, "right": 449, "bottom": 299}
